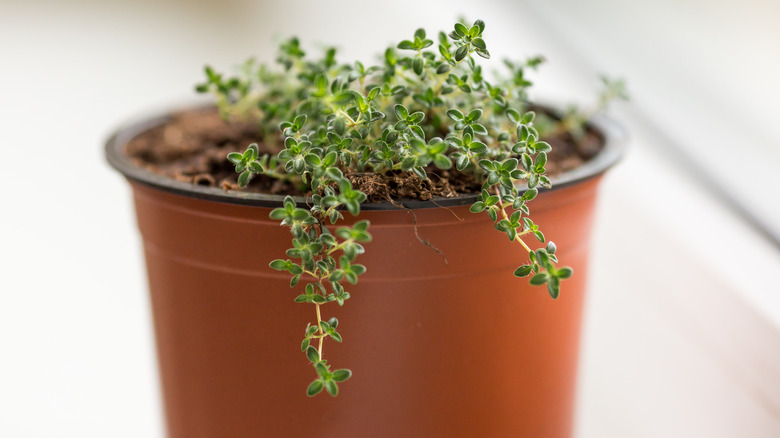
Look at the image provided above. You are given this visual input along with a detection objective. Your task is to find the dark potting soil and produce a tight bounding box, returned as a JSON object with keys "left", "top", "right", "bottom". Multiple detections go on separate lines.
{"left": 125, "top": 107, "right": 603, "bottom": 202}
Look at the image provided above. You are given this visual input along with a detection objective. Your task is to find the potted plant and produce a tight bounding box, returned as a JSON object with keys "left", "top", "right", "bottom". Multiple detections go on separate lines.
{"left": 107, "top": 19, "right": 625, "bottom": 438}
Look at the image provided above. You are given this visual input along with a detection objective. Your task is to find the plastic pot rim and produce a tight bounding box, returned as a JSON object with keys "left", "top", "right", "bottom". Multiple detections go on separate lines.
{"left": 105, "top": 104, "right": 626, "bottom": 210}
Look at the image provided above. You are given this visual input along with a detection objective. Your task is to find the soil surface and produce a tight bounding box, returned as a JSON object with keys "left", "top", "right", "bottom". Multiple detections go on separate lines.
{"left": 125, "top": 107, "right": 603, "bottom": 202}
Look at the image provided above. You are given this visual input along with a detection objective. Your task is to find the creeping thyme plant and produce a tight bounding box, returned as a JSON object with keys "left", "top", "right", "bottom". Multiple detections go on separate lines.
{"left": 196, "top": 20, "right": 626, "bottom": 397}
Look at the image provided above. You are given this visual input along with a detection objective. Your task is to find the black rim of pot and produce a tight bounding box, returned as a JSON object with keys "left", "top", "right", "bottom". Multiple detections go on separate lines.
{"left": 105, "top": 105, "right": 626, "bottom": 210}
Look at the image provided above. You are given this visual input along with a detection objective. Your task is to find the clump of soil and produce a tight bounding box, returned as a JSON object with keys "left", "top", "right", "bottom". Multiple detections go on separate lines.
{"left": 125, "top": 108, "right": 602, "bottom": 202}
{"left": 344, "top": 169, "right": 473, "bottom": 203}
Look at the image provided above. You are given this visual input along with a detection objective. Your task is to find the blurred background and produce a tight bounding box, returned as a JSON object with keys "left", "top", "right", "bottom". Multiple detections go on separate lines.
{"left": 2, "top": 0, "right": 779, "bottom": 436}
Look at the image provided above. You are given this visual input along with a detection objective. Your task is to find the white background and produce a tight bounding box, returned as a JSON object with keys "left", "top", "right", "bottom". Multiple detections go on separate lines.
{"left": 2, "top": 0, "right": 780, "bottom": 436}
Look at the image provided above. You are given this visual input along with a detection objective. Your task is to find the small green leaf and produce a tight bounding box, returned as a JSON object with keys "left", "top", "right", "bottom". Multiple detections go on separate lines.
{"left": 466, "top": 108, "right": 483, "bottom": 122}
{"left": 470, "top": 201, "right": 486, "bottom": 213}
{"left": 556, "top": 267, "right": 573, "bottom": 279}
{"left": 521, "top": 188, "right": 538, "bottom": 201}
{"left": 306, "top": 346, "right": 320, "bottom": 362}
{"left": 394, "top": 104, "right": 409, "bottom": 120}
{"left": 529, "top": 273, "right": 549, "bottom": 286}
{"left": 478, "top": 160, "right": 494, "bottom": 172}
{"left": 331, "top": 369, "right": 352, "bottom": 382}
{"left": 473, "top": 19, "right": 486, "bottom": 33}
{"left": 534, "top": 152, "right": 548, "bottom": 172}
{"left": 237, "top": 171, "right": 252, "bottom": 187}
{"left": 304, "top": 154, "right": 321, "bottom": 167}
{"left": 514, "top": 265, "right": 533, "bottom": 277}
{"left": 397, "top": 40, "right": 415, "bottom": 50}
{"left": 535, "top": 141, "right": 552, "bottom": 153}
{"left": 314, "top": 363, "right": 328, "bottom": 377}
{"left": 446, "top": 109, "right": 464, "bottom": 121}
{"left": 528, "top": 173, "right": 539, "bottom": 188}
{"left": 306, "top": 379, "right": 324, "bottom": 397}
{"left": 501, "top": 158, "right": 518, "bottom": 172}
{"left": 547, "top": 277, "right": 560, "bottom": 299}
{"left": 433, "top": 154, "right": 452, "bottom": 170}
{"left": 412, "top": 57, "right": 424, "bottom": 75}
{"left": 535, "top": 249, "right": 550, "bottom": 266}
{"left": 248, "top": 161, "right": 264, "bottom": 173}
{"left": 293, "top": 114, "right": 307, "bottom": 130}
{"left": 469, "top": 141, "right": 487, "bottom": 154}
{"left": 269, "top": 259, "right": 289, "bottom": 270}
{"left": 455, "top": 45, "right": 469, "bottom": 61}
{"left": 324, "top": 379, "right": 339, "bottom": 397}
{"left": 409, "top": 111, "right": 425, "bottom": 124}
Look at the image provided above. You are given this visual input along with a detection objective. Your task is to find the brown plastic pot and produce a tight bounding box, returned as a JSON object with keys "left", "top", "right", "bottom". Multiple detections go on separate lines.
{"left": 106, "top": 108, "right": 623, "bottom": 438}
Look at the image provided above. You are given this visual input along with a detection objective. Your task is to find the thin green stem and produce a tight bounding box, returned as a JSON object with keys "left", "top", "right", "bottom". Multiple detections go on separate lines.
{"left": 494, "top": 186, "right": 532, "bottom": 253}
{"left": 315, "top": 303, "right": 324, "bottom": 358}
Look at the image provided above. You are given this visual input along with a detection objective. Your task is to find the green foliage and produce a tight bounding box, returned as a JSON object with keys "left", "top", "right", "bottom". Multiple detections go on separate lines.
{"left": 196, "top": 19, "right": 626, "bottom": 397}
